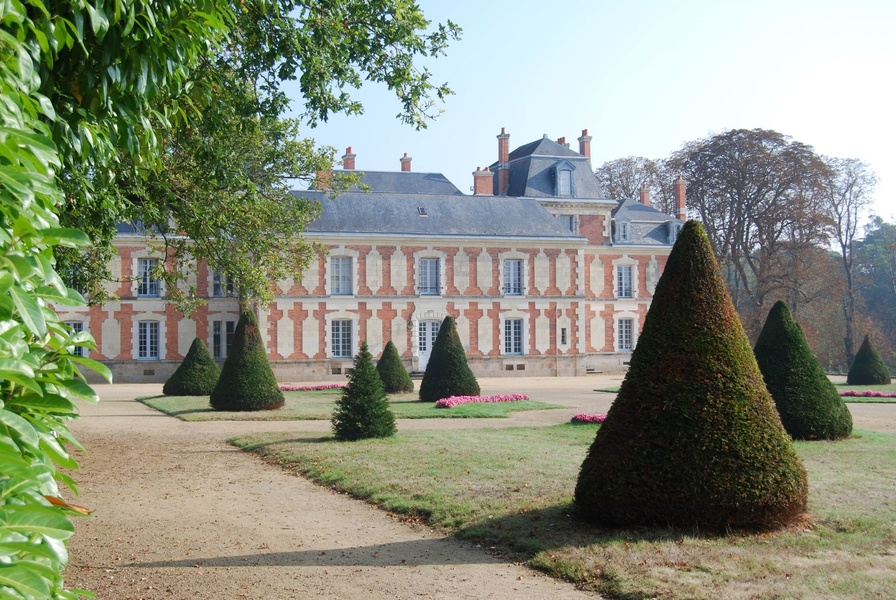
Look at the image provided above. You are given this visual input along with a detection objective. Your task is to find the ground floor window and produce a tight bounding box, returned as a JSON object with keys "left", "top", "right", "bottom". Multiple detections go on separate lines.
{"left": 617, "top": 318, "right": 634, "bottom": 351}
{"left": 331, "top": 319, "right": 353, "bottom": 358}
{"left": 213, "top": 320, "right": 236, "bottom": 360}
{"left": 65, "top": 321, "right": 85, "bottom": 356}
{"left": 138, "top": 321, "right": 160, "bottom": 359}
{"left": 504, "top": 318, "right": 524, "bottom": 355}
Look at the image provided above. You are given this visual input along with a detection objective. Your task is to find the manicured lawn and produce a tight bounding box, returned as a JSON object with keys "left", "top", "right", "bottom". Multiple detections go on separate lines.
{"left": 232, "top": 425, "right": 896, "bottom": 599}
{"left": 139, "top": 389, "right": 561, "bottom": 421}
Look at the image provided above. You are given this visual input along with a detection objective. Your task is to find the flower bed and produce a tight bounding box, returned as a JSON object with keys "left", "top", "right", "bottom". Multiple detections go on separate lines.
{"left": 280, "top": 383, "right": 345, "bottom": 392}
{"left": 571, "top": 413, "right": 607, "bottom": 424}
{"left": 435, "top": 394, "right": 529, "bottom": 408}
{"left": 839, "top": 390, "right": 896, "bottom": 398}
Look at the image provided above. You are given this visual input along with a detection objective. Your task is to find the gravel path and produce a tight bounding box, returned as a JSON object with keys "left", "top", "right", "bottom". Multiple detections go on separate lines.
{"left": 62, "top": 376, "right": 895, "bottom": 599}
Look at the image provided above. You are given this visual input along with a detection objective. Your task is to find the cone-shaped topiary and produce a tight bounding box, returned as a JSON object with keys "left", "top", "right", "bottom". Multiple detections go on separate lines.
{"left": 575, "top": 220, "right": 807, "bottom": 531}
{"left": 210, "top": 310, "right": 284, "bottom": 411}
{"left": 847, "top": 334, "right": 892, "bottom": 385}
{"left": 754, "top": 301, "right": 852, "bottom": 440}
{"left": 163, "top": 337, "right": 220, "bottom": 396}
{"left": 332, "top": 341, "right": 396, "bottom": 441}
{"left": 418, "top": 316, "right": 480, "bottom": 402}
{"left": 376, "top": 340, "right": 414, "bottom": 393}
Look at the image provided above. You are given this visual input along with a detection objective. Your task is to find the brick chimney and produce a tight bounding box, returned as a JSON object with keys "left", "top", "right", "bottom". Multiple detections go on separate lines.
{"left": 557, "top": 136, "right": 566, "bottom": 147}
{"left": 674, "top": 175, "right": 687, "bottom": 221}
{"left": 497, "top": 127, "right": 510, "bottom": 195}
{"left": 400, "top": 153, "right": 412, "bottom": 172}
{"left": 314, "top": 170, "right": 331, "bottom": 191}
{"left": 472, "top": 167, "right": 494, "bottom": 195}
{"left": 640, "top": 183, "right": 650, "bottom": 205}
{"left": 578, "top": 129, "right": 592, "bottom": 163}
{"left": 341, "top": 147, "right": 356, "bottom": 170}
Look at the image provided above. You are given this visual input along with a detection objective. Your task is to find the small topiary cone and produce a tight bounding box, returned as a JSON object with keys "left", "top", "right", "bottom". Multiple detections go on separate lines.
{"left": 847, "top": 334, "right": 892, "bottom": 385}
{"left": 163, "top": 337, "right": 220, "bottom": 396}
{"left": 575, "top": 220, "right": 807, "bottom": 531}
{"left": 754, "top": 301, "right": 852, "bottom": 440}
{"left": 418, "top": 316, "right": 479, "bottom": 403}
{"left": 332, "top": 341, "right": 396, "bottom": 441}
{"left": 376, "top": 340, "right": 414, "bottom": 393}
{"left": 210, "top": 310, "right": 284, "bottom": 411}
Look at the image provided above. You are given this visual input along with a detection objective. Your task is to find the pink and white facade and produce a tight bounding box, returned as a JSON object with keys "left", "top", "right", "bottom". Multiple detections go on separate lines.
{"left": 58, "top": 129, "right": 685, "bottom": 382}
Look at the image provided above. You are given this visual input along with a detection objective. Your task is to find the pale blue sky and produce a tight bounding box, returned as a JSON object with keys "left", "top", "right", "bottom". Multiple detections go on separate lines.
{"left": 286, "top": 0, "right": 896, "bottom": 221}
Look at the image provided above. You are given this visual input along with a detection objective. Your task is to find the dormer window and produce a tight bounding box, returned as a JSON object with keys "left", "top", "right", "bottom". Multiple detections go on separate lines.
{"left": 614, "top": 220, "right": 630, "bottom": 243}
{"left": 552, "top": 160, "right": 575, "bottom": 197}
{"left": 668, "top": 221, "right": 683, "bottom": 244}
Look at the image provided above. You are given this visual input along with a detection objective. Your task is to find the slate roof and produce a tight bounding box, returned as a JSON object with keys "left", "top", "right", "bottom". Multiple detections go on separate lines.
{"left": 489, "top": 135, "right": 604, "bottom": 198}
{"left": 333, "top": 170, "right": 464, "bottom": 195}
{"left": 611, "top": 197, "right": 676, "bottom": 223}
{"left": 294, "top": 190, "right": 581, "bottom": 239}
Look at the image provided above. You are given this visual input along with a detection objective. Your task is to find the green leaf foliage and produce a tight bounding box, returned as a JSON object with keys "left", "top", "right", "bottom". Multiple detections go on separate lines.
{"left": 754, "top": 301, "right": 853, "bottom": 440}
{"left": 575, "top": 221, "right": 808, "bottom": 531}
{"left": 163, "top": 338, "right": 220, "bottom": 396}
{"left": 376, "top": 340, "right": 414, "bottom": 393}
{"left": 332, "top": 341, "right": 396, "bottom": 441}
{"left": 418, "top": 316, "right": 480, "bottom": 403}
{"left": 210, "top": 311, "right": 284, "bottom": 411}
{"left": 847, "top": 334, "right": 892, "bottom": 385}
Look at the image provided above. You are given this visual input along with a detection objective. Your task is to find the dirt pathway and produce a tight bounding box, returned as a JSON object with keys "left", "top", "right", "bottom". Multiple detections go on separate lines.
{"left": 62, "top": 377, "right": 895, "bottom": 599}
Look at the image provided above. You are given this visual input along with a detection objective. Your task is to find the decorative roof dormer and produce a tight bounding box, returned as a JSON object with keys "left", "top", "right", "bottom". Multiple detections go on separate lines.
{"left": 553, "top": 160, "right": 576, "bottom": 197}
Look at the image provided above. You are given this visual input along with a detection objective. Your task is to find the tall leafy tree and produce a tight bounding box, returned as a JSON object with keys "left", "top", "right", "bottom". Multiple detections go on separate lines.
{"left": 856, "top": 217, "right": 896, "bottom": 361}
{"left": 594, "top": 156, "right": 676, "bottom": 214}
{"left": 668, "top": 129, "right": 831, "bottom": 336}
{"left": 1, "top": 2, "right": 232, "bottom": 597}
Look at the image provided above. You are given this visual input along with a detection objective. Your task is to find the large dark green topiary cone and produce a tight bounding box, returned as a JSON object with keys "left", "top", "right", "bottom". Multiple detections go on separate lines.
{"left": 210, "top": 310, "right": 284, "bottom": 411}
{"left": 418, "top": 316, "right": 480, "bottom": 402}
{"left": 163, "top": 337, "right": 220, "bottom": 396}
{"left": 847, "top": 334, "right": 892, "bottom": 385}
{"left": 575, "top": 220, "right": 807, "bottom": 531}
{"left": 754, "top": 301, "right": 852, "bottom": 440}
{"left": 332, "top": 341, "right": 396, "bottom": 441}
{"left": 376, "top": 340, "right": 414, "bottom": 393}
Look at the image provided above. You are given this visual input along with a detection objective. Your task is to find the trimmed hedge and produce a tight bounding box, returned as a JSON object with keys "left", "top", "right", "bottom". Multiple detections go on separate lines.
{"left": 210, "top": 310, "right": 284, "bottom": 411}
{"left": 575, "top": 220, "right": 808, "bottom": 531}
{"left": 754, "top": 301, "right": 852, "bottom": 440}
{"left": 163, "top": 337, "right": 220, "bottom": 396}
{"left": 376, "top": 340, "right": 414, "bottom": 393}
{"left": 847, "top": 334, "right": 892, "bottom": 385}
{"left": 418, "top": 315, "right": 480, "bottom": 403}
{"left": 332, "top": 341, "right": 396, "bottom": 441}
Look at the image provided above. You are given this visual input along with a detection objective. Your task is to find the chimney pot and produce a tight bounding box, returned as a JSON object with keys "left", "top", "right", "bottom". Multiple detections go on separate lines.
{"left": 640, "top": 182, "right": 650, "bottom": 205}
{"left": 674, "top": 175, "right": 687, "bottom": 221}
{"left": 497, "top": 128, "right": 511, "bottom": 195}
{"left": 400, "top": 152, "right": 412, "bottom": 172}
{"left": 578, "top": 128, "right": 593, "bottom": 163}
{"left": 473, "top": 165, "right": 495, "bottom": 195}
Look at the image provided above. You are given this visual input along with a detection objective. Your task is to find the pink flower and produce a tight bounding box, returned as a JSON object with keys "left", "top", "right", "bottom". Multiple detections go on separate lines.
{"left": 571, "top": 413, "right": 607, "bottom": 424}
{"left": 435, "top": 394, "right": 529, "bottom": 408}
{"left": 280, "top": 383, "right": 345, "bottom": 391}
{"left": 839, "top": 390, "right": 896, "bottom": 398}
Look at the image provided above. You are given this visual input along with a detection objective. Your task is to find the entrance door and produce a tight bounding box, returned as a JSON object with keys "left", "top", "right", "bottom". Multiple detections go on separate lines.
{"left": 417, "top": 320, "right": 441, "bottom": 372}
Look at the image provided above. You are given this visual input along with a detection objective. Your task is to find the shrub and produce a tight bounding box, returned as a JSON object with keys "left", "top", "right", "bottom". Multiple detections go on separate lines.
{"left": 376, "top": 340, "right": 414, "bottom": 393}
{"left": 847, "top": 334, "right": 892, "bottom": 385}
{"left": 419, "top": 316, "right": 480, "bottom": 402}
{"left": 332, "top": 341, "right": 396, "bottom": 441}
{"left": 754, "top": 301, "right": 852, "bottom": 440}
{"left": 210, "top": 310, "right": 284, "bottom": 411}
{"left": 575, "top": 220, "right": 807, "bottom": 531}
{"left": 163, "top": 337, "right": 220, "bottom": 396}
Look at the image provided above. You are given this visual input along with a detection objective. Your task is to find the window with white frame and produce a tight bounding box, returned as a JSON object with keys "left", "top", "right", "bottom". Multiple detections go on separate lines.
{"left": 503, "top": 259, "right": 523, "bottom": 295}
{"left": 212, "top": 320, "right": 236, "bottom": 360}
{"left": 137, "top": 258, "right": 161, "bottom": 297}
{"left": 138, "top": 321, "right": 160, "bottom": 359}
{"left": 617, "top": 318, "right": 634, "bottom": 351}
{"left": 331, "top": 319, "right": 353, "bottom": 358}
{"left": 418, "top": 258, "right": 440, "bottom": 295}
{"left": 504, "top": 318, "right": 524, "bottom": 355}
{"left": 213, "top": 269, "right": 234, "bottom": 297}
{"left": 616, "top": 265, "right": 633, "bottom": 298}
{"left": 557, "top": 169, "right": 572, "bottom": 196}
{"left": 64, "top": 321, "right": 85, "bottom": 357}
{"left": 330, "top": 256, "right": 353, "bottom": 295}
